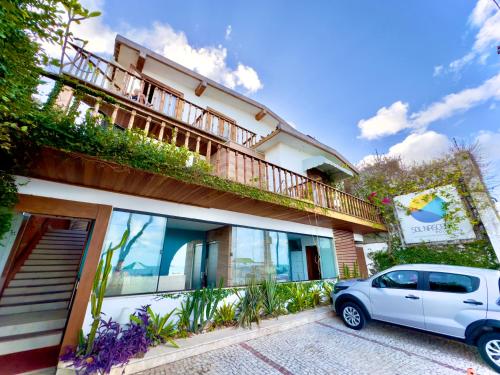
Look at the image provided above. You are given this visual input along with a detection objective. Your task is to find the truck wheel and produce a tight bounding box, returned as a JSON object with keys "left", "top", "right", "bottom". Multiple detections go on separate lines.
{"left": 478, "top": 332, "right": 500, "bottom": 373}
{"left": 340, "top": 302, "right": 365, "bottom": 330}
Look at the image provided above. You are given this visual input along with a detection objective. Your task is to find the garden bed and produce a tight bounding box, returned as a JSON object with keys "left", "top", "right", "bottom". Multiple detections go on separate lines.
{"left": 57, "top": 306, "right": 332, "bottom": 375}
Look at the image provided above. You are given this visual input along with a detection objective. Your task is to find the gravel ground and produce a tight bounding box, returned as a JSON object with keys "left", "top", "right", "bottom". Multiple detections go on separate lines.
{"left": 136, "top": 314, "right": 495, "bottom": 375}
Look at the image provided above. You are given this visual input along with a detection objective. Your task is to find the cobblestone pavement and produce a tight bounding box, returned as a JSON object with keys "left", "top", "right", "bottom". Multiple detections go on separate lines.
{"left": 136, "top": 314, "right": 495, "bottom": 375}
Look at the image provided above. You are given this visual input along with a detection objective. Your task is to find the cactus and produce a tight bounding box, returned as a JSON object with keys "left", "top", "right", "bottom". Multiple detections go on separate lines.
{"left": 85, "top": 228, "right": 129, "bottom": 355}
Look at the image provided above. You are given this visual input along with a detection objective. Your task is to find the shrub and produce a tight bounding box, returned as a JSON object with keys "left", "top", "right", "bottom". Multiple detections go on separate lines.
{"left": 139, "top": 306, "right": 178, "bottom": 348}
{"left": 370, "top": 239, "right": 499, "bottom": 273}
{"left": 61, "top": 307, "right": 151, "bottom": 375}
{"left": 237, "top": 277, "right": 263, "bottom": 328}
{"left": 261, "top": 275, "right": 286, "bottom": 317}
{"left": 214, "top": 302, "right": 236, "bottom": 327}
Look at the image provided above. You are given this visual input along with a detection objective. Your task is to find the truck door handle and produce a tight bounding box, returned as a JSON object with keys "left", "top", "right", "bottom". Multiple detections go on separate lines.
{"left": 405, "top": 295, "right": 420, "bottom": 300}
{"left": 463, "top": 299, "right": 483, "bottom": 305}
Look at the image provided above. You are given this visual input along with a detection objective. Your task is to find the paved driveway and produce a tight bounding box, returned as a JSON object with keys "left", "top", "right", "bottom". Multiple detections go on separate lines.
{"left": 137, "top": 314, "right": 495, "bottom": 375}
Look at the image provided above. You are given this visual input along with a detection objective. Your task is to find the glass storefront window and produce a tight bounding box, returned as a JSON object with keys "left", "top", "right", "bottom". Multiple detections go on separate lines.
{"left": 231, "top": 227, "right": 333, "bottom": 286}
{"left": 102, "top": 210, "right": 337, "bottom": 296}
{"left": 103, "top": 211, "right": 166, "bottom": 296}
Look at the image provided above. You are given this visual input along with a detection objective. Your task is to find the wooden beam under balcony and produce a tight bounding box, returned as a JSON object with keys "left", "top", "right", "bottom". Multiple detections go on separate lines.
{"left": 195, "top": 80, "right": 208, "bottom": 96}
{"left": 136, "top": 51, "right": 147, "bottom": 72}
{"left": 26, "top": 147, "right": 386, "bottom": 234}
{"left": 255, "top": 109, "right": 267, "bottom": 121}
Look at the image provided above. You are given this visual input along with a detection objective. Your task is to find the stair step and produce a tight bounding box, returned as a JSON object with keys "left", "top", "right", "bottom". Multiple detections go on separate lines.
{"left": 25, "top": 259, "right": 80, "bottom": 266}
{"left": 35, "top": 244, "right": 84, "bottom": 249}
{"left": 32, "top": 249, "right": 83, "bottom": 255}
{"left": 30, "top": 253, "right": 82, "bottom": 260}
{"left": 46, "top": 230, "right": 87, "bottom": 236}
{"left": 0, "top": 329, "right": 63, "bottom": 355}
{"left": 0, "top": 310, "right": 68, "bottom": 338}
{"left": 3, "top": 284, "right": 74, "bottom": 296}
{"left": 0, "top": 300, "right": 69, "bottom": 315}
{"left": 38, "top": 240, "right": 86, "bottom": 246}
{"left": 14, "top": 271, "right": 77, "bottom": 279}
{"left": 0, "top": 291, "right": 72, "bottom": 305}
{"left": 9, "top": 277, "right": 75, "bottom": 287}
{"left": 21, "top": 265, "right": 78, "bottom": 272}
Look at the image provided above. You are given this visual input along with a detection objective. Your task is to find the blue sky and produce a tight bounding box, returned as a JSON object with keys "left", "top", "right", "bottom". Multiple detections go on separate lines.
{"left": 74, "top": 0, "right": 500, "bottom": 203}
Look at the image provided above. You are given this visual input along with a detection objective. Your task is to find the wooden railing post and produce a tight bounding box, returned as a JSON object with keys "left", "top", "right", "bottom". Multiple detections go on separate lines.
{"left": 158, "top": 122, "right": 166, "bottom": 141}
{"left": 127, "top": 110, "right": 136, "bottom": 130}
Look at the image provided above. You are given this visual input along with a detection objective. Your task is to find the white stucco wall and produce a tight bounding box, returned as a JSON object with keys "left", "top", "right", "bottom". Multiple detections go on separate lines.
{"left": 16, "top": 177, "right": 336, "bottom": 329}
{"left": 16, "top": 177, "right": 332, "bottom": 238}
{"left": 141, "top": 58, "right": 277, "bottom": 138}
{"left": 264, "top": 142, "right": 314, "bottom": 176}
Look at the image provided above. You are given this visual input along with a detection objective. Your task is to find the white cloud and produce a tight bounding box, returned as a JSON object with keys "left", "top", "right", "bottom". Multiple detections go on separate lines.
{"left": 358, "top": 72, "right": 500, "bottom": 139}
{"left": 440, "top": 0, "right": 500, "bottom": 74}
{"left": 411, "top": 72, "right": 500, "bottom": 129}
{"left": 359, "top": 131, "right": 452, "bottom": 166}
{"left": 433, "top": 65, "right": 443, "bottom": 77}
{"left": 225, "top": 25, "right": 232, "bottom": 40}
{"left": 40, "top": 1, "right": 262, "bottom": 94}
{"left": 476, "top": 129, "right": 500, "bottom": 161}
{"left": 357, "top": 101, "right": 411, "bottom": 140}
{"left": 125, "top": 22, "right": 263, "bottom": 93}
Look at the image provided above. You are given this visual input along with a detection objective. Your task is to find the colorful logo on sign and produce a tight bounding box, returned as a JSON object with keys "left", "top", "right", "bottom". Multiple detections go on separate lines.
{"left": 408, "top": 193, "right": 445, "bottom": 223}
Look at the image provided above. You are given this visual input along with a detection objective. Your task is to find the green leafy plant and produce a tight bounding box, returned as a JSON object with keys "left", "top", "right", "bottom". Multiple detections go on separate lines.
{"left": 261, "top": 275, "right": 285, "bottom": 317}
{"left": 213, "top": 302, "right": 236, "bottom": 327}
{"left": 86, "top": 228, "right": 129, "bottom": 355}
{"left": 175, "top": 280, "right": 226, "bottom": 334}
{"left": 342, "top": 264, "right": 351, "bottom": 279}
{"left": 138, "top": 306, "right": 178, "bottom": 348}
{"left": 236, "top": 277, "right": 263, "bottom": 328}
{"left": 321, "top": 280, "right": 335, "bottom": 304}
{"left": 285, "top": 282, "right": 311, "bottom": 313}
{"left": 370, "top": 237, "right": 499, "bottom": 273}
{"left": 352, "top": 261, "right": 360, "bottom": 278}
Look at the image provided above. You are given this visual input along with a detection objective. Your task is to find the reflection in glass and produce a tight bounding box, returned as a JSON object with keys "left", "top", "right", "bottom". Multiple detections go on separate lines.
{"left": 158, "top": 228, "right": 205, "bottom": 292}
{"left": 104, "top": 211, "right": 166, "bottom": 296}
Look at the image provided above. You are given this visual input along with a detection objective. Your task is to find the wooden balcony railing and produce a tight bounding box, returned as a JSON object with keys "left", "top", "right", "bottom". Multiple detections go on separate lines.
{"left": 60, "top": 43, "right": 259, "bottom": 148}
{"left": 53, "top": 82, "right": 383, "bottom": 225}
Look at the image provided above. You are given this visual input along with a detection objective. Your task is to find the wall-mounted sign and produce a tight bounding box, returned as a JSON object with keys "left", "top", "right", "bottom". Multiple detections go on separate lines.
{"left": 394, "top": 185, "right": 476, "bottom": 244}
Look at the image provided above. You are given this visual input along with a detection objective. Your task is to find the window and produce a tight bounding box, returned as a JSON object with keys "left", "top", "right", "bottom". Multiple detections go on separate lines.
{"left": 103, "top": 211, "right": 166, "bottom": 296}
{"left": 428, "top": 272, "right": 479, "bottom": 293}
{"left": 102, "top": 210, "right": 338, "bottom": 295}
{"left": 231, "top": 227, "right": 335, "bottom": 286}
{"left": 374, "top": 270, "right": 418, "bottom": 290}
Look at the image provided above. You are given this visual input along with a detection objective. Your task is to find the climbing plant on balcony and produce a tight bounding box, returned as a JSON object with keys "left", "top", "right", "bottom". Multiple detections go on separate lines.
{"left": 0, "top": 0, "right": 99, "bottom": 241}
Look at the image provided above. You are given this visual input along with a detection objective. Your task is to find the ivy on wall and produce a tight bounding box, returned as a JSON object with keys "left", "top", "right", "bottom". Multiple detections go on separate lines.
{"left": 350, "top": 153, "right": 498, "bottom": 272}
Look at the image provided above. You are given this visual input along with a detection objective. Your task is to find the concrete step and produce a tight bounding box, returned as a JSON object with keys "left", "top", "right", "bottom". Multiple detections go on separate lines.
{"left": 24, "top": 259, "right": 80, "bottom": 266}
{"left": 9, "top": 277, "right": 75, "bottom": 287}
{"left": 0, "top": 329, "right": 63, "bottom": 355}
{"left": 0, "top": 300, "right": 69, "bottom": 315}
{"left": 14, "top": 271, "right": 77, "bottom": 279}
{"left": 20, "top": 265, "right": 78, "bottom": 272}
{"left": 3, "top": 284, "right": 74, "bottom": 296}
{"left": 30, "top": 254, "right": 82, "bottom": 260}
{"left": 0, "top": 310, "right": 67, "bottom": 338}
{"left": 0, "top": 291, "right": 72, "bottom": 305}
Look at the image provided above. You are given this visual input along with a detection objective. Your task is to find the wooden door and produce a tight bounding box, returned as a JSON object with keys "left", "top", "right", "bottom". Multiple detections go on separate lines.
{"left": 305, "top": 246, "right": 321, "bottom": 280}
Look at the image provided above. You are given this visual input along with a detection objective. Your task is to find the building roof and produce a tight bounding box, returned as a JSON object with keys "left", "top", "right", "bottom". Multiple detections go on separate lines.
{"left": 114, "top": 34, "right": 358, "bottom": 175}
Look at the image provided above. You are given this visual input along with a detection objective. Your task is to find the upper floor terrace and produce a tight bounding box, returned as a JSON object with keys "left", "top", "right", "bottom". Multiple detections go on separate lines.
{"left": 44, "top": 38, "right": 385, "bottom": 233}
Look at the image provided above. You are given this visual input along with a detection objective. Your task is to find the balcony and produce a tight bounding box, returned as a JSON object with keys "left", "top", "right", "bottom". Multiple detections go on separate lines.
{"left": 60, "top": 43, "right": 259, "bottom": 148}
{"left": 46, "top": 45, "right": 384, "bottom": 231}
